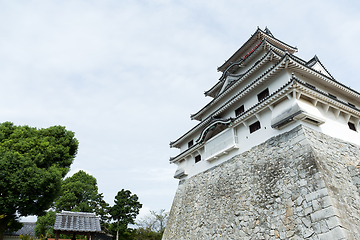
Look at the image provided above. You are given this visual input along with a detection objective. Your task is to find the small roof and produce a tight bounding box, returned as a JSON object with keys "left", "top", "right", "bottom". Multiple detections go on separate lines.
{"left": 7, "top": 222, "right": 36, "bottom": 236}
{"left": 54, "top": 211, "right": 101, "bottom": 233}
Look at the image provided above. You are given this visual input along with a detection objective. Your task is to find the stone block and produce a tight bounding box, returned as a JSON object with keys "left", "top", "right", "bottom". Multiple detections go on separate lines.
{"left": 312, "top": 222, "right": 321, "bottom": 234}
{"left": 319, "top": 220, "right": 329, "bottom": 233}
{"left": 310, "top": 207, "right": 339, "bottom": 223}
{"left": 314, "top": 179, "right": 326, "bottom": 190}
{"left": 317, "top": 226, "right": 347, "bottom": 240}
{"left": 319, "top": 196, "right": 332, "bottom": 209}
{"left": 305, "top": 188, "right": 329, "bottom": 202}
{"left": 286, "top": 230, "right": 295, "bottom": 238}
{"left": 312, "top": 199, "right": 320, "bottom": 211}
{"left": 299, "top": 179, "right": 307, "bottom": 187}
{"left": 304, "top": 207, "right": 313, "bottom": 215}
{"left": 304, "top": 228, "right": 314, "bottom": 238}
{"left": 325, "top": 216, "right": 341, "bottom": 229}
{"left": 301, "top": 217, "right": 312, "bottom": 228}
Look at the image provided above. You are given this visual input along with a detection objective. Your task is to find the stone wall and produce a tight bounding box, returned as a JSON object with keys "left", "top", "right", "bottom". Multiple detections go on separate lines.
{"left": 163, "top": 125, "right": 360, "bottom": 240}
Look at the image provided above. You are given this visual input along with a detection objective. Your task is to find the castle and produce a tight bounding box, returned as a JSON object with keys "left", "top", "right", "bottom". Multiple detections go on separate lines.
{"left": 164, "top": 28, "right": 360, "bottom": 239}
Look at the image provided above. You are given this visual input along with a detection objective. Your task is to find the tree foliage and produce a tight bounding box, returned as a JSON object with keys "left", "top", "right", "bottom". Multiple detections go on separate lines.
{"left": 35, "top": 171, "right": 109, "bottom": 237}
{"left": 34, "top": 211, "right": 56, "bottom": 238}
{"left": 0, "top": 122, "right": 78, "bottom": 240}
{"left": 135, "top": 209, "right": 168, "bottom": 239}
{"left": 109, "top": 190, "right": 142, "bottom": 240}
{"left": 55, "top": 170, "right": 109, "bottom": 218}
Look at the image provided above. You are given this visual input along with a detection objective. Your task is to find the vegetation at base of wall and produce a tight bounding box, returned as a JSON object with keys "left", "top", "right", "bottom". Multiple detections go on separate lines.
{"left": 35, "top": 171, "right": 108, "bottom": 238}
{"left": 35, "top": 173, "right": 168, "bottom": 240}
{"left": 133, "top": 228, "right": 163, "bottom": 240}
{"left": 136, "top": 209, "right": 168, "bottom": 235}
{"left": 19, "top": 234, "right": 36, "bottom": 240}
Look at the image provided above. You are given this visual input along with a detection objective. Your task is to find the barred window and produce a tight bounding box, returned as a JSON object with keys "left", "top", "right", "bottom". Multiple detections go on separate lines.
{"left": 257, "top": 88, "right": 269, "bottom": 102}
{"left": 250, "top": 121, "right": 261, "bottom": 133}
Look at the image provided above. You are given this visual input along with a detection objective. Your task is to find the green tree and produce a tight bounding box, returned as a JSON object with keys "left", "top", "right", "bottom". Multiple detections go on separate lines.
{"left": 134, "top": 228, "right": 161, "bottom": 240}
{"left": 135, "top": 209, "right": 169, "bottom": 240}
{"left": 34, "top": 211, "right": 56, "bottom": 238}
{"left": 55, "top": 170, "right": 109, "bottom": 218}
{"left": 109, "top": 190, "right": 142, "bottom": 240}
{"left": 35, "top": 171, "right": 109, "bottom": 237}
{"left": 0, "top": 122, "right": 78, "bottom": 240}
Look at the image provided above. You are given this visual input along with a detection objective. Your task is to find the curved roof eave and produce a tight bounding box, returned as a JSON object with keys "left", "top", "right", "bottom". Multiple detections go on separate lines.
{"left": 192, "top": 47, "right": 283, "bottom": 121}
{"left": 170, "top": 78, "right": 360, "bottom": 163}
{"left": 287, "top": 54, "right": 360, "bottom": 97}
{"left": 169, "top": 80, "right": 297, "bottom": 162}
{"left": 171, "top": 53, "right": 288, "bottom": 148}
{"left": 171, "top": 52, "right": 360, "bottom": 149}
{"left": 217, "top": 28, "right": 297, "bottom": 72}
{"left": 205, "top": 39, "right": 288, "bottom": 98}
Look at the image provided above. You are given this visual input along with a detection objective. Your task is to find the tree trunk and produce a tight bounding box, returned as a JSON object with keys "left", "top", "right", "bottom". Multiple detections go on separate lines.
{"left": 116, "top": 229, "right": 119, "bottom": 240}
{"left": 0, "top": 219, "right": 8, "bottom": 240}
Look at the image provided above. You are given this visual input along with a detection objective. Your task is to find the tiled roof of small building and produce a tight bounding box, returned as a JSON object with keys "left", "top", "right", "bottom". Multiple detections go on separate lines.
{"left": 10, "top": 222, "right": 36, "bottom": 236}
{"left": 54, "top": 211, "right": 101, "bottom": 233}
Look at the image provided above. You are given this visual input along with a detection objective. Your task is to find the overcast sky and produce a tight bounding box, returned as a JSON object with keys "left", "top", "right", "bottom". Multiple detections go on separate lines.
{"left": 1, "top": 0, "right": 360, "bottom": 222}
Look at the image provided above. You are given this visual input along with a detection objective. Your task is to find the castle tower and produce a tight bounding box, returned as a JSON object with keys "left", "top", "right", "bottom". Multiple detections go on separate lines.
{"left": 164, "top": 28, "right": 360, "bottom": 240}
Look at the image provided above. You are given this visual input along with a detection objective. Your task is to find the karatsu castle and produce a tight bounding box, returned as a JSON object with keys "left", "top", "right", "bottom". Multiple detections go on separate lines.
{"left": 169, "top": 27, "right": 360, "bottom": 180}
{"left": 164, "top": 27, "right": 360, "bottom": 239}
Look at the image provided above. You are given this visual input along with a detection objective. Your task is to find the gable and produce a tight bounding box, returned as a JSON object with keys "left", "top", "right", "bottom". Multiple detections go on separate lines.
{"left": 311, "top": 62, "right": 332, "bottom": 78}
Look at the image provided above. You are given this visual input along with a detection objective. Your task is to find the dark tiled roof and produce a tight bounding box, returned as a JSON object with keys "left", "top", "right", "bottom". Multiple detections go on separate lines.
{"left": 54, "top": 211, "right": 101, "bottom": 233}
{"left": 10, "top": 222, "right": 36, "bottom": 236}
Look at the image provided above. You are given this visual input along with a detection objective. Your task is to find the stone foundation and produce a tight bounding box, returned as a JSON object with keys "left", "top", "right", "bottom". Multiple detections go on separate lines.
{"left": 163, "top": 125, "right": 360, "bottom": 240}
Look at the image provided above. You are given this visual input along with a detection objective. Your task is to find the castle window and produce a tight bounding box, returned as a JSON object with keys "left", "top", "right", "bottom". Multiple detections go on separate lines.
{"left": 348, "top": 102, "right": 356, "bottom": 108}
{"left": 348, "top": 122, "right": 357, "bottom": 131}
{"left": 188, "top": 140, "right": 194, "bottom": 148}
{"left": 195, "top": 155, "right": 201, "bottom": 163}
{"left": 328, "top": 93, "right": 337, "bottom": 99}
{"left": 249, "top": 121, "right": 261, "bottom": 133}
{"left": 304, "top": 118, "right": 320, "bottom": 125}
{"left": 257, "top": 88, "right": 269, "bottom": 102}
{"left": 235, "top": 105, "right": 245, "bottom": 117}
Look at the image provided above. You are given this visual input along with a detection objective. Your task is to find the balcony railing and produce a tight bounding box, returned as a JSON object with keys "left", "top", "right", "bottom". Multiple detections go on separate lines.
{"left": 204, "top": 128, "right": 238, "bottom": 162}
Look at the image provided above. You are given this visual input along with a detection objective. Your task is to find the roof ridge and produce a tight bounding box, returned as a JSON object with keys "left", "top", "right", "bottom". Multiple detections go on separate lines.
{"left": 192, "top": 48, "right": 282, "bottom": 120}
{"left": 171, "top": 53, "right": 288, "bottom": 148}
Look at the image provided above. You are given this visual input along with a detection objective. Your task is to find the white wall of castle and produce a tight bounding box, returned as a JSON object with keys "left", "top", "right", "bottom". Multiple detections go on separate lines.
{"left": 175, "top": 110, "right": 360, "bottom": 179}
{"left": 172, "top": 47, "right": 360, "bottom": 180}
{"left": 174, "top": 82, "right": 360, "bottom": 179}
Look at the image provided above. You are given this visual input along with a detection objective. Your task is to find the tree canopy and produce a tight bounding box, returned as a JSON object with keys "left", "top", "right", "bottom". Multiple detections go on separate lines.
{"left": 136, "top": 209, "right": 168, "bottom": 234}
{"left": 35, "top": 170, "right": 109, "bottom": 238}
{"left": 0, "top": 122, "right": 78, "bottom": 240}
{"left": 135, "top": 209, "right": 169, "bottom": 240}
{"left": 55, "top": 170, "right": 108, "bottom": 216}
{"left": 34, "top": 210, "right": 56, "bottom": 238}
{"left": 109, "top": 190, "right": 142, "bottom": 240}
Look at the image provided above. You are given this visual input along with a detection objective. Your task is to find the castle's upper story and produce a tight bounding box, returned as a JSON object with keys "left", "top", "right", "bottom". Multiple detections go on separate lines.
{"left": 169, "top": 27, "right": 360, "bottom": 180}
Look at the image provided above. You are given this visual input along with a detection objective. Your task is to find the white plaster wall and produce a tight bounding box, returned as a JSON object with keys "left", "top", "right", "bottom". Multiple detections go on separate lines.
{"left": 176, "top": 70, "right": 292, "bottom": 159}
{"left": 173, "top": 54, "right": 360, "bottom": 179}
{"left": 174, "top": 96, "right": 360, "bottom": 179}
